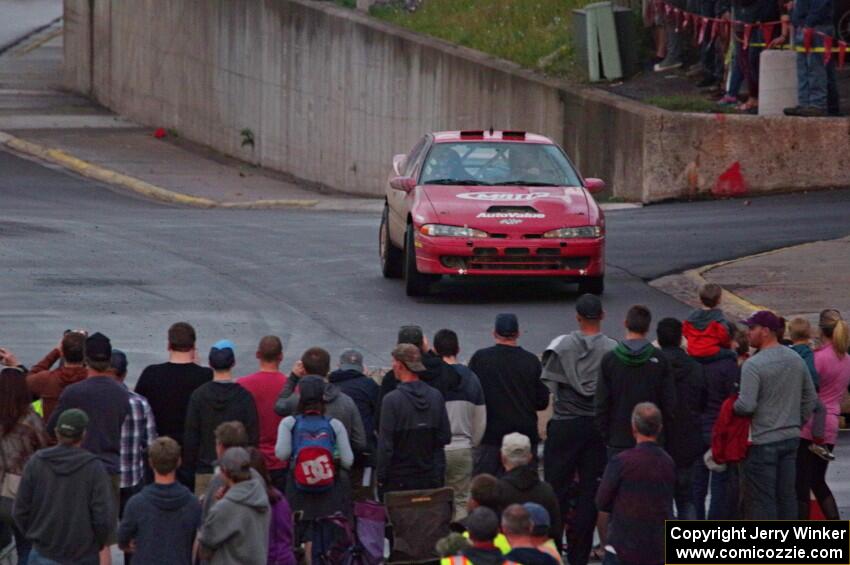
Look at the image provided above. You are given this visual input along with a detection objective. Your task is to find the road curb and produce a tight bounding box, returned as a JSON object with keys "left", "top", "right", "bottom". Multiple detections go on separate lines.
{"left": 1, "top": 130, "right": 646, "bottom": 212}
{"left": 0, "top": 131, "right": 327, "bottom": 209}
{"left": 649, "top": 242, "right": 828, "bottom": 318}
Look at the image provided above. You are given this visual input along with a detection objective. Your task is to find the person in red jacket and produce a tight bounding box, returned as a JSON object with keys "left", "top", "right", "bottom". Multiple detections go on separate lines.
{"left": 25, "top": 331, "right": 88, "bottom": 422}
{"left": 682, "top": 284, "right": 735, "bottom": 360}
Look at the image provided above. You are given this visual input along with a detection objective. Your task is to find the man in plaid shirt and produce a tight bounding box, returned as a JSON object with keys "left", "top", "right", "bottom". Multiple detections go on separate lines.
{"left": 111, "top": 351, "right": 157, "bottom": 516}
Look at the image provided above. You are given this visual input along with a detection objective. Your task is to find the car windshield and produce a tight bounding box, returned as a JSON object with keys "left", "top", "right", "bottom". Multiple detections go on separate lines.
{"left": 419, "top": 142, "right": 582, "bottom": 187}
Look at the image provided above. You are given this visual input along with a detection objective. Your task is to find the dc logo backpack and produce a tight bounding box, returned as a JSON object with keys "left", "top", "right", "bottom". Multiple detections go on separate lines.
{"left": 291, "top": 413, "right": 337, "bottom": 492}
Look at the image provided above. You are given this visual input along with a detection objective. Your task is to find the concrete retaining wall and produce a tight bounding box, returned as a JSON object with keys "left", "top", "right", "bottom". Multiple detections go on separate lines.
{"left": 63, "top": 0, "right": 850, "bottom": 202}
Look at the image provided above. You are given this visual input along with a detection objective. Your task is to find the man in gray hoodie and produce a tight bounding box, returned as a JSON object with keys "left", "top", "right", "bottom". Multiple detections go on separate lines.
{"left": 198, "top": 447, "right": 270, "bottom": 565}
{"left": 541, "top": 294, "right": 616, "bottom": 565}
{"left": 274, "top": 346, "right": 367, "bottom": 455}
{"left": 14, "top": 409, "right": 115, "bottom": 565}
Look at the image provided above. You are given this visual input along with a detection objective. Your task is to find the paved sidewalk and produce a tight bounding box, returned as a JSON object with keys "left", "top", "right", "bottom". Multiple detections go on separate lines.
{"left": 652, "top": 236, "right": 850, "bottom": 323}
{"left": 0, "top": 0, "right": 61, "bottom": 53}
{"left": 703, "top": 237, "right": 850, "bottom": 321}
{"left": 0, "top": 25, "right": 383, "bottom": 211}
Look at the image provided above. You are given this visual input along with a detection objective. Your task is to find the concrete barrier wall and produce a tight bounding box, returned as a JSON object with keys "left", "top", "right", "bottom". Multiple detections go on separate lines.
{"left": 63, "top": 0, "right": 850, "bottom": 202}
{"left": 67, "top": 0, "right": 564, "bottom": 197}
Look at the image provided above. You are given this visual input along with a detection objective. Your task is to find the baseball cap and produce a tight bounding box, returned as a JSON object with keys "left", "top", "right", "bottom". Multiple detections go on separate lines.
{"left": 391, "top": 343, "right": 427, "bottom": 372}
{"left": 219, "top": 446, "right": 251, "bottom": 476}
{"left": 56, "top": 408, "right": 89, "bottom": 439}
{"left": 501, "top": 432, "right": 531, "bottom": 458}
{"left": 495, "top": 313, "right": 519, "bottom": 337}
{"left": 85, "top": 332, "right": 112, "bottom": 363}
{"left": 576, "top": 294, "right": 603, "bottom": 320}
{"left": 523, "top": 503, "right": 551, "bottom": 536}
{"left": 110, "top": 349, "right": 128, "bottom": 376}
{"left": 397, "top": 325, "right": 424, "bottom": 347}
{"left": 339, "top": 349, "right": 364, "bottom": 373}
{"left": 465, "top": 507, "right": 500, "bottom": 543}
{"left": 209, "top": 339, "right": 236, "bottom": 371}
{"left": 298, "top": 375, "right": 326, "bottom": 404}
{"left": 741, "top": 311, "right": 783, "bottom": 332}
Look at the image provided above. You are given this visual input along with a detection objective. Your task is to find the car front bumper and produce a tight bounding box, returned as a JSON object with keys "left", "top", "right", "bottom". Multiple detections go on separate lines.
{"left": 414, "top": 233, "right": 605, "bottom": 277}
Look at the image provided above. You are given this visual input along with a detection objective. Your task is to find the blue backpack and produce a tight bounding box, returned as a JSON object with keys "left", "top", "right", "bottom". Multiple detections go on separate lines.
{"left": 291, "top": 413, "right": 337, "bottom": 493}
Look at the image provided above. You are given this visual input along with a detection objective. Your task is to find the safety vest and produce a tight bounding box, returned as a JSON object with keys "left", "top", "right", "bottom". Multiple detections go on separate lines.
{"left": 539, "top": 539, "right": 564, "bottom": 564}
{"left": 440, "top": 555, "right": 519, "bottom": 565}
{"left": 461, "top": 531, "right": 512, "bottom": 554}
{"left": 31, "top": 399, "right": 43, "bottom": 418}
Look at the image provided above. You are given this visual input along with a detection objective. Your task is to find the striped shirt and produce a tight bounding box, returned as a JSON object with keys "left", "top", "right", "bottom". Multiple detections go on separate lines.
{"left": 120, "top": 386, "right": 157, "bottom": 489}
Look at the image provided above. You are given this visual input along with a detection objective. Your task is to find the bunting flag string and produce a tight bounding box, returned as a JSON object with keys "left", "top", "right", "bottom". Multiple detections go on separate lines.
{"left": 762, "top": 22, "right": 775, "bottom": 47}
{"left": 698, "top": 16, "right": 708, "bottom": 44}
{"left": 653, "top": 0, "right": 847, "bottom": 68}
{"left": 803, "top": 27, "right": 814, "bottom": 53}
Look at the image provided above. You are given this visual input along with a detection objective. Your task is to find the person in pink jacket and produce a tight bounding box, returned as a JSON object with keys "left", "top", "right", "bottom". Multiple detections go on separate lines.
{"left": 796, "top": 309, "right": 850, "bottom": 519}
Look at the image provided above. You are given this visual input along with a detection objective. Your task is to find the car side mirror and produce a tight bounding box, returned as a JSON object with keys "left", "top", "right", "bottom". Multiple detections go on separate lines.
{"left": 584, "top": 178, "right": 606, "bottom": 193}
{"left": 392, "top": 154, "right": 407, "bottom": 176}
{"left": 390, "top": 176, "right": 417, "bottom": 193}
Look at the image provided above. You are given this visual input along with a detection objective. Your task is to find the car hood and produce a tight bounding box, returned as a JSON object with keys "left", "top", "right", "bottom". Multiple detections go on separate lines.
{"left": 419, "top": 185, "right": 592, "bottom": 232}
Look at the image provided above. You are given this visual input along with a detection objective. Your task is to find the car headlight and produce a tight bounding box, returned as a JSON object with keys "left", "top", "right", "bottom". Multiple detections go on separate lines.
{"left": 419, "top": 224, "right": 489, "bottom": 238}
{"left": 542, "top": 226, "right": 602, "bottom": 239}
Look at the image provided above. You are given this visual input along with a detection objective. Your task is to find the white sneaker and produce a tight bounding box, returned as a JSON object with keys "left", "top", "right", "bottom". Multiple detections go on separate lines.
{"left": 809, "top": 443, "right": 835, "bottom": 461}
{"left": 654, "top": 61, "right": 683, "bottom": 72}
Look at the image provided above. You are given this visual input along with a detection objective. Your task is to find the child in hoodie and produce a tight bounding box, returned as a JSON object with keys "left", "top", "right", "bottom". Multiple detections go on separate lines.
{"left": 788, "top": 318, "right": 830, "bottom": 460}
{"left": 198, "top": 447, "right": 271, "bottom": 565}
{"left": 119, "top": 437, "right": 202, "bottom": 565}
{"left": 683, "top": 284, "right": 736, "bottom": 360}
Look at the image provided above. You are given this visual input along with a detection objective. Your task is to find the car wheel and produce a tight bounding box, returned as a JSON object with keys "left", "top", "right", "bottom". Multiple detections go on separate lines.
{"left": 578, "top": 276, "right": 604, "bottom": 295}
{"left": 379, "top": 205, "right": 403, "bottom": 279}
{"left": 404, "top": 224, "right": 435, "bottom": 297}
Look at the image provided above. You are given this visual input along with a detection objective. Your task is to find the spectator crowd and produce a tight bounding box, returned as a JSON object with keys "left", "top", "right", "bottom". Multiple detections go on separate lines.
{"left": 0, "top": 287, "right": 848, "bottom": 565}
{"left": 647, "top": 0, "right": 842, "bottom": 116}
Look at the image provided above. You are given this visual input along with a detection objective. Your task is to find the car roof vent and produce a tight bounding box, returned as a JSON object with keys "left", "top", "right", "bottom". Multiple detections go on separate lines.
{"left": 502, "top": 130, "right": 526, "bottom": 140}
{"left": 459, "top": 130, "right": 485, "bottom": 139}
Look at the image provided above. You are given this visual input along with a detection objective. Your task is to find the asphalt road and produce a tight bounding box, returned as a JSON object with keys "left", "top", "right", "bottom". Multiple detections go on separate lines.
{"left": 3, "top": 149, "right": 850, "bottom": 382}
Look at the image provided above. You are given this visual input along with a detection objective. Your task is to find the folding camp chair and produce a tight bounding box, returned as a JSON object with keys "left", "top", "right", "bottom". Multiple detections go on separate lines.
{"left": 384, "top": 487, "right": 454, "bottom": 564}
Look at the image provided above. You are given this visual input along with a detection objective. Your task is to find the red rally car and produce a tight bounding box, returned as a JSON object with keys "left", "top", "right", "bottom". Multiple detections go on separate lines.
{"left": 379, "top": 130, "right": 606, "bottom": 297}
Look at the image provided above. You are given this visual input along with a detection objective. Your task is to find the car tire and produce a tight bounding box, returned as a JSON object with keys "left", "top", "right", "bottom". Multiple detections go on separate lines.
{"left": 380, "top": 205, "right": 403, "bottom": 279}
{"left": 578, "top": 276, "right": 604, "bottom": 295}
{"left": 404, "top": 224, "right": 435, "bottom": 297}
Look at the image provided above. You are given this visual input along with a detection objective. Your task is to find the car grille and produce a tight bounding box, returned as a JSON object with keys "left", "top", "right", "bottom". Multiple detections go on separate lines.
{"left": 441, "top": 253, "right": 590, "bottom": 271}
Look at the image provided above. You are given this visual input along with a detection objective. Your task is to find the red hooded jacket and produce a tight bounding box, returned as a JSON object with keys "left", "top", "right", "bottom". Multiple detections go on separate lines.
{"left": 683, "top": 308, "right": 733, "bottom": 358}
{"left": 711, "top": 394, "right": 751, "bottom": 464}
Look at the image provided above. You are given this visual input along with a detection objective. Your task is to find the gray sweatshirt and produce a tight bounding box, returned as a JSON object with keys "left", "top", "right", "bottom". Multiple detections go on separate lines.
{"left": 274, "top": 375, "right": 367, "bottom": 454}
{"left": 734, "top": 345, "right": 817, "bottom": 445}
{"left": 444, "top": 364, "right": 487, "bottom": 451}
{"left": 198, "top": 478, "right": 270, "bottom": 565}
{"left": 542, "top": 331, "right": 618, "bottom": 419}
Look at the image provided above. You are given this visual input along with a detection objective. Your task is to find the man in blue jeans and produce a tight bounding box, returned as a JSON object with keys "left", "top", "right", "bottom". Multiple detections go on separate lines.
{"left": 784, "top": 0, "right": 836, "bottom": 116}
{"left": 734, "top": 311, "right": 817, "bottom": 519}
